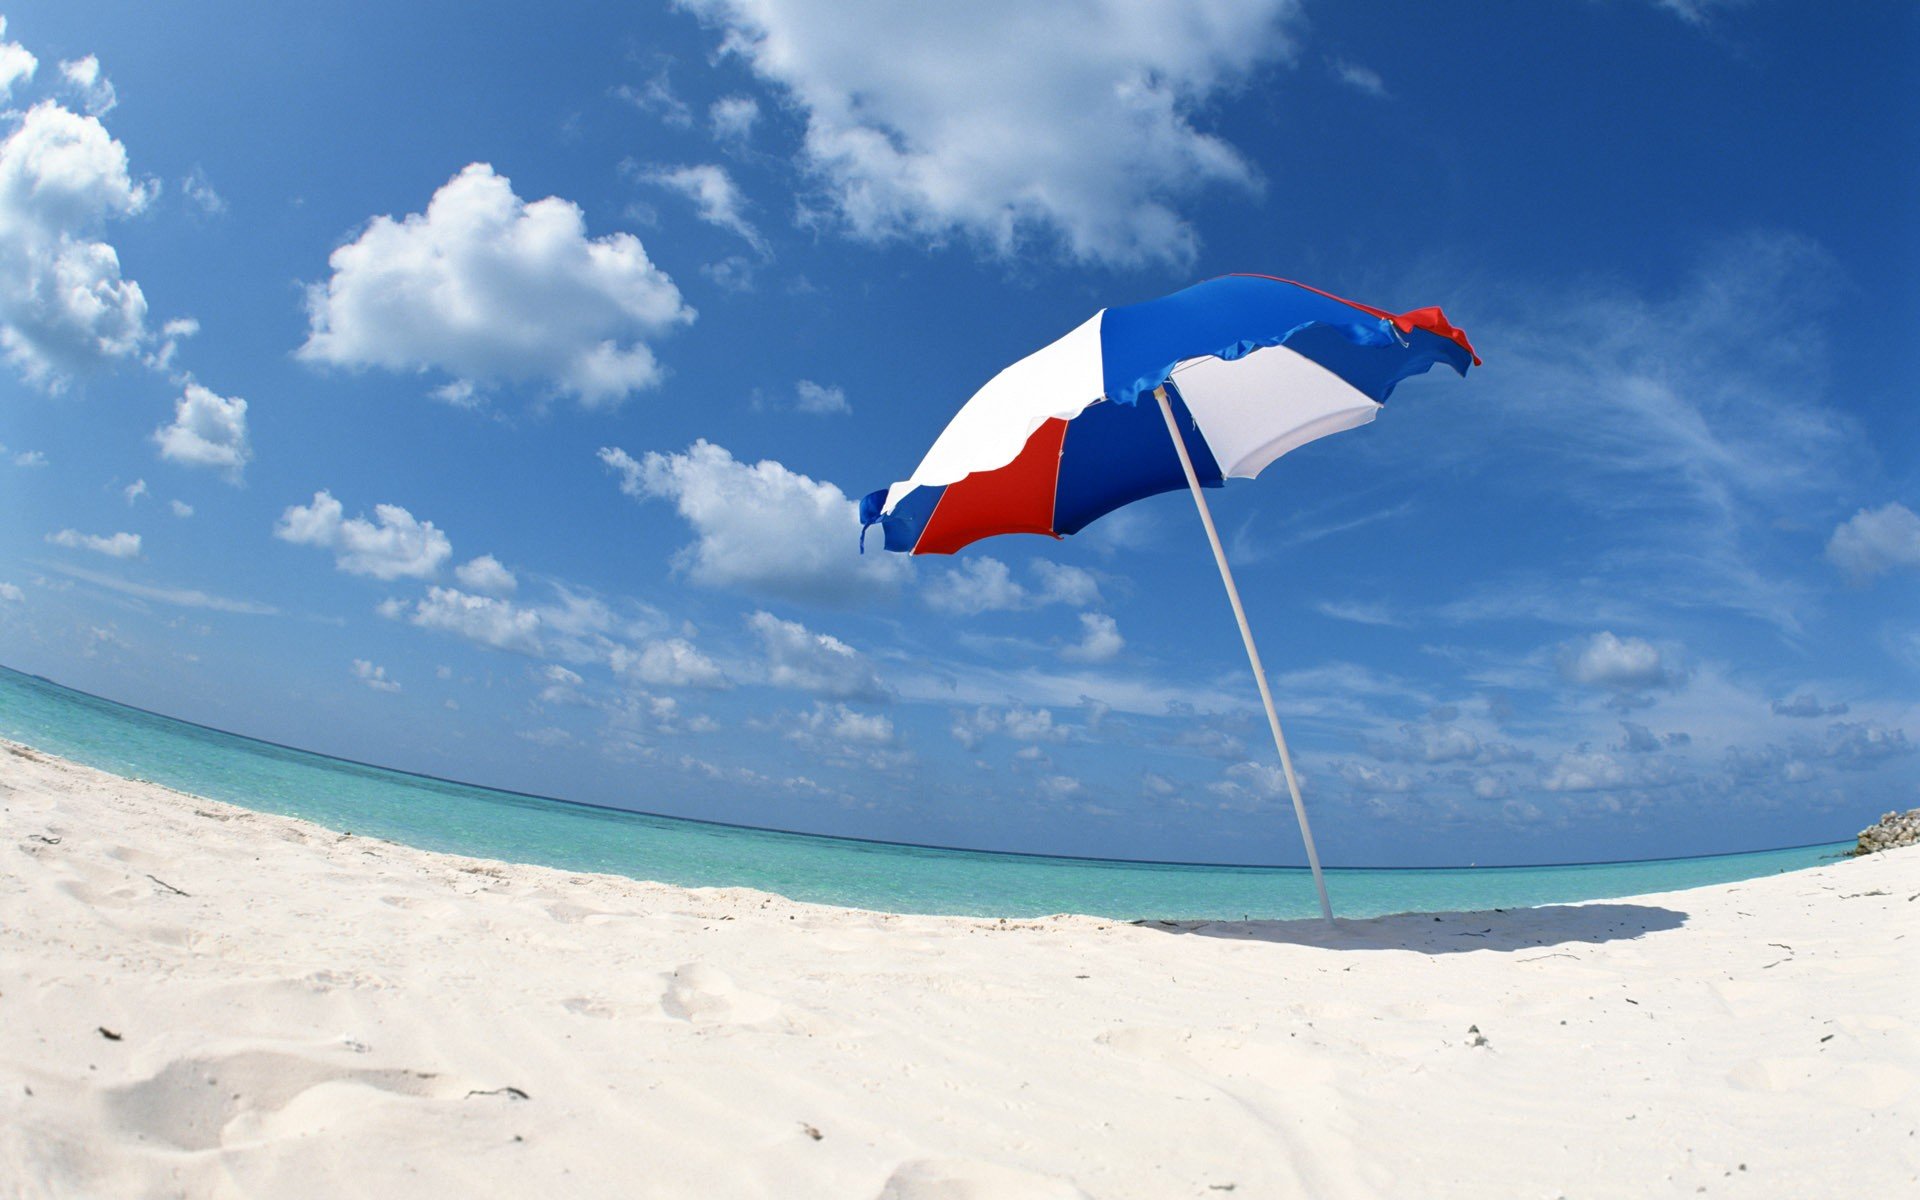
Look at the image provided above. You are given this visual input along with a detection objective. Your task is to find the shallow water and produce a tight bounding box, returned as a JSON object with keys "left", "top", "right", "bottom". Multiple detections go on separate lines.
{"left": 0, "top": 665, "right": 1844, "bottom": 920}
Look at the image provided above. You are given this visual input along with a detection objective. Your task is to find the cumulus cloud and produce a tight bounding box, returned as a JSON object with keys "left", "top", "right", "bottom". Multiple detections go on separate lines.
{"left": 389, "top": 580, "right": 663, "bottom": 668}
{"left": 1823, "top": 721, "right": 1913, "bottom": 768}
{"left": 351, "top": 658, "right": 400, "bottom": 693}
{"left": 747, "top": 609, "right": 886, "bottom": 699}
{"left": 1060, "top": 612, "right": 1124, "bottom": 663}
{"left": 921, "top": 556, "right": 1100, "bottom": 615}
{"left": 922, "top": 557, "right": 1025, "bottom": 616}
{"left": 453, "top": 553, "right": 516, "bottom": 594}
{"left": 0, "top": 581, "right": 22, "bottom": 602}
{"left": 0, "top": 20, "right": 36, "bottom": 102}
{"left": 1825, "top": 502, "right": 1920, "bottom": 583}
{"left": 299, "top": 163, "right": 693, "bottom": 409}
{"left": 170, "top": 499, "right": 193, "bottom": 518}
{"left": 750, "top": 700, "right": 906, "bottom": 769}
{"left": 603, "top": 440, "right": 908, "bottom": 605}
{"left": 1335, "top": 761, "right": 1414, "bottom": 795}
{"left": 0, "top": 99, "right": 155, "bottom": 389}
{"left": 46, "top": 528, "right": 139, "bottom": 558}
{"left": 1558, "top": 631, "right": 1683, "bottom": 699}
{"left": 275, "top": 490, "right": 452, "bottom": 580}
{"left": 1539, "top": 751, "right": 1630, "bottom": 793}
{"left": 640, "top": 163, "right": 766, "bottom": 254}
{"left": 122, "top": 478, "right": 146, "bottom": 504}
{"left": 612, "top": 636, "right": 729, "bottom": 689}
{"left": 153, "top": 384, "right": 250, "bottom": 478}
{"left": 400, "top": 586, "right": 544, "bottom": 655}
{"left": 950, "top": 703, "right": 1069, "bottom": 750}
{"left": 57, "top": 55, "right": 116, "bottom": 116}
{"left": 682, "top": 0, "right": 1300, "bottom": 266}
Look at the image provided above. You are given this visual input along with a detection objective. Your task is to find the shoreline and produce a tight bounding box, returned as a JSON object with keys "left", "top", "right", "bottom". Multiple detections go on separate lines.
{"left": 3, "top": 741, "right": 1916, "bottom": 1197}
{"left": 0, "top": 665, "right": 1853, "bottom": 876}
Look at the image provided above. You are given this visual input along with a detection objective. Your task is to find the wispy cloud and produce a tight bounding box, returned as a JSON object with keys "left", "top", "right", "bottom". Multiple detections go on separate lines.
{"left": 45, "top": 561, "right": 277, "bottom": 615}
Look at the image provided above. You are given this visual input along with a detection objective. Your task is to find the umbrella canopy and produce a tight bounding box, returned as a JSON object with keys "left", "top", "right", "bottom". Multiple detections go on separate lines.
{"left": 860, "top": 273, "right": 1478, "bottom": 555}
{"left": 860, "top": 272, "right": 1477, "bottom": 921}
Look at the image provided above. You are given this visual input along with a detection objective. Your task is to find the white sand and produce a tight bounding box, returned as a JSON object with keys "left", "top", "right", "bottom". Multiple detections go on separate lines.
{"left": 2, "top": 741, "right": 1915, "bottom": 1199}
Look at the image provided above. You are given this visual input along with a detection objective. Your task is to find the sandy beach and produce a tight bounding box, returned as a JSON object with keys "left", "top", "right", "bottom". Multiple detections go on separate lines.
{"left": 1, "top": 740, "right": 1914, "bottom": 1198}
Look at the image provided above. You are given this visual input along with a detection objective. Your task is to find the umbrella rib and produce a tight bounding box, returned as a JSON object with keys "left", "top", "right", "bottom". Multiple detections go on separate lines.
{"left": 1153, "top": 386, "right": 1335, "bottom": 924}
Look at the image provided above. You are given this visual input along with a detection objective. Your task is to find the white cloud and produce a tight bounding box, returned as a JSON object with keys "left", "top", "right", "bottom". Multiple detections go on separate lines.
{"left": 180, "top": 166, "right": 224, "bottom": 215}
{"left": 747, "top": 609, "right": 886, "bottom": 699}
{"left": 922, "top": 556, "right": 1100, "bottom": 615}
{"left": 46, "top": 528, "right": 139, "bottom": 558}
{"left": 1558, "top": 631, "right": 1682, "bottom": 694}
{"left": 923, "top": 557, "right": 1025, "bottom": 616}
{"left": 700, "top": 253, "right": 757, "bottom": 293}
{"left": 682, "top": 0, "right": 1300, "bottom": 266}
{"left": 0, "top": 100, "right": 154, "bottom": 389}
{"left": 536, "top": 663, "right": 585, "bottom": 705}
{"left": 709, "top": 94, "right": 760, "bottom": 142}
{"left": 613, "top": 636, "right": 729, "bottom": 689}
{"left": 169, "top": 499, "right": 193, "bottom": 518}
{"left": 1438, "top": 233, "right": 1853, "bottom": 634}
{"left": 0, "top": 581, "right": 19, "bottom": 602}
{"left": 122, "top": 478, "right": 146, "bottom": 503}
{"left": 453, "top": 553, "right": 517, "bottom": 594}
{"left": 1315, "top": 598, "right": 1402, "bottom": 627}
{"left": 1825, "top": 502, "right": 1920, "bottom": 583}
{"left": 1060, "top": 612, "right": 1123, "bottom": 663}
{"left": 1036, "top": 774, "right": 1085, "bottom": 801}
{"left": 1540, "top": 751, "right": 1629, "bottom": 793}
{"left": 153, "top": 384, "right": 250, "bottom": 478}
{"left": 1329, "top": 58, "right": 1387, "bottom": 98}
{"left": 0, "top": 20, "right": 36, "bottom": 102}
{"left": 45, "top": 560, "right": 274, "bottom": 614}
{"left": 12, "top": 448, "right": 46, "bottom": 466}
{"left": 614, "top": 68, "right": 693, "bottom": 128}
{"left": 1823, "top": 721, "right": 1913, "bottom": 768}
{"left": 299, "top": 163, "right": 693, "bottom": 409}
{"left": 793, "top": 379, "right": 849, "bottom": 416}
{"left": 57, "top": 55, "right": 115, "bottom": 116}
{"left": 640, "top": 163, "right": 766, "bottom": 254}
{"left": 1653, "top": 0, "right": 1748, "bottom": 26}
{"left": 604, "top": 440, "right": 908, "bottom": 605}
{"left": 402, "top": 586, "right": 544, "bottom": 655}
{"left": 148, "top": 316, "right": 198, "bottom": 372}
{"left": 792, "top": 701, "right": 894, "bottom": 745}
{"left": 951, "top": 703, "right": 1069, "bottom": 749}
{"left": 275, "top": 490, "right": 452, "bottom": 580}
{"left": 352, "top": 658, "right": 401, "bottom": 693}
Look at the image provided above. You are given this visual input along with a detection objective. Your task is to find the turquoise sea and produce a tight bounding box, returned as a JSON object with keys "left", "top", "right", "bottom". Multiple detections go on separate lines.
{"left": 0, "top": 665, "right": 1846, "bottom": 921}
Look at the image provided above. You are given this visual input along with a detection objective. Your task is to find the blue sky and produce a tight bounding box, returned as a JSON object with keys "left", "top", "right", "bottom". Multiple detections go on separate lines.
{"left": 1, "top": 0, "right": 1915, "bottom": 867}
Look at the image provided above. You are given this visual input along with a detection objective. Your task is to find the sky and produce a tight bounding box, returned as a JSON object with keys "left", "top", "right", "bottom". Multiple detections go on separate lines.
{"left": 0, "top": 0, "right": 1915, "bottom": 868}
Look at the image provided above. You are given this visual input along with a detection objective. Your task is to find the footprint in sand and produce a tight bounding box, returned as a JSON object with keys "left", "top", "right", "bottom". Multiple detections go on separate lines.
{"left": 104, "top": 1049, "right": 447, "bottom": 1152}
{"left": 659, "top": 962, "right": 779, "bottom": 1025}
{"left": 875, "top": 1157, "right": 1090, "bottom": 1200}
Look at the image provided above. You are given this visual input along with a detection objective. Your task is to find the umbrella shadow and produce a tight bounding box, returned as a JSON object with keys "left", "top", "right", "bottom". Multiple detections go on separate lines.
{"left": 1135, "top": 902, "right": 1688, "bottom": 955}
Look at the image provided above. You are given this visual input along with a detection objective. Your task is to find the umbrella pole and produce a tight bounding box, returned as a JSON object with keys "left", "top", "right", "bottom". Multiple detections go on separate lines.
{"left": 1154, "top": 387, "right": 1334, "bottom": 924}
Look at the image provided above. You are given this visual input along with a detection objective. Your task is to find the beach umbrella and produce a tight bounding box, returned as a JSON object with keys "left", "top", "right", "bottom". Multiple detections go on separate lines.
{"left": 860, "top": 274, "right": 1479, "bottom": 920}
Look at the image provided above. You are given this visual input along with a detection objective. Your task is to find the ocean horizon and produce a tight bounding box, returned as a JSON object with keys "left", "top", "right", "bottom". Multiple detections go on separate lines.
{"left": 0, "top": 664, "right": 1848, "bottom": 921}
